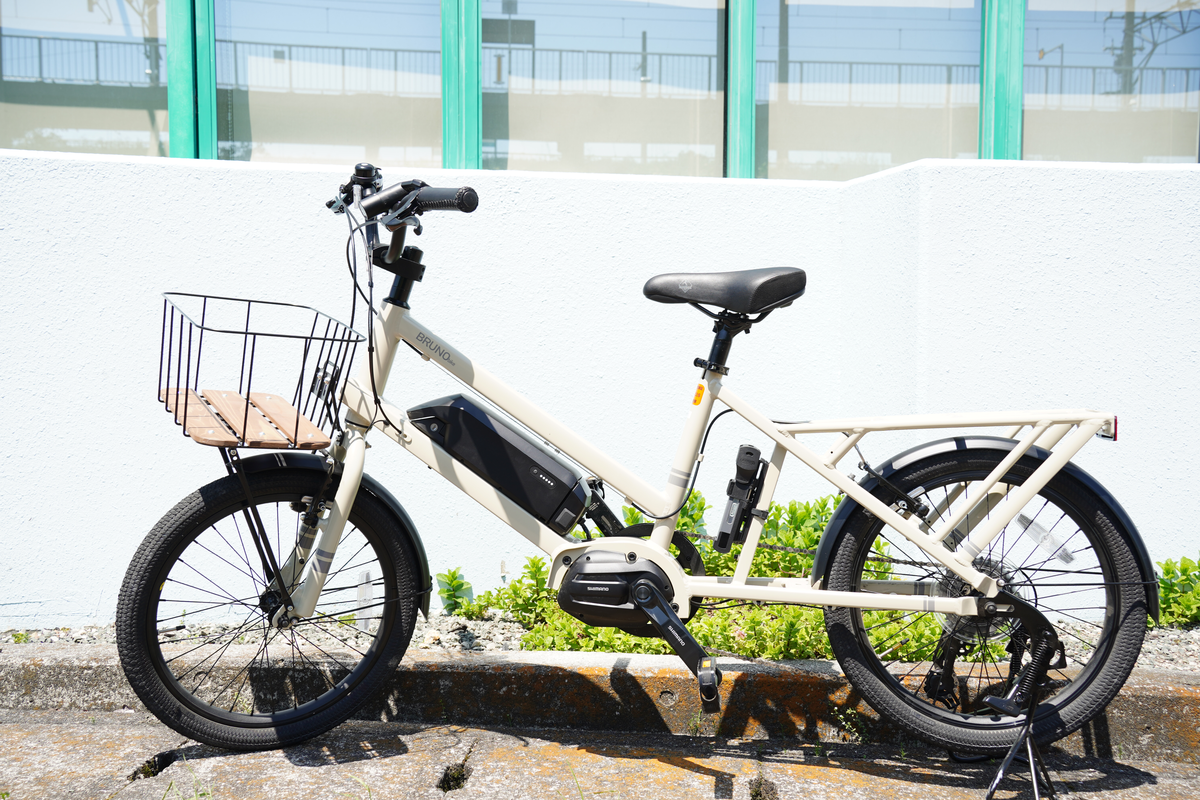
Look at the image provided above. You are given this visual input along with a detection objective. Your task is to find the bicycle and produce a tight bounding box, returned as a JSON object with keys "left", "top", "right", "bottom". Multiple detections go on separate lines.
{"left": 117, "top": 164, "right": 1157, "bottom": 770}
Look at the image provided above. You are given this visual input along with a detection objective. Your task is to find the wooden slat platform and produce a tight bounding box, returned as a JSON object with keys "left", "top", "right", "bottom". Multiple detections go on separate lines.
{"left": 160, "top": 387, "right": 330, "bottom": 450}
{"left": 160, "top": 389, "right": 238, "bottom": 447}
{"left": 249, "top": 393, "right": 331, "bottom": 450}
{"left": 201, "top": 390, "right": 291, "bottom": 448}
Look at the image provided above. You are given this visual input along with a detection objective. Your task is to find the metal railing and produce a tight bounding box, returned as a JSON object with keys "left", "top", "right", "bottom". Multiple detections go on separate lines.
{"left": 1, "top": 34, "right": 166, "bottom": 86}
{"left": 756, "top": 59, "right": 981, "bottom": 107}
{"left": 3, "top": 33, "right": 1197, "bottom": 111}
{"left": 482, "top": 45, "right": 719, "bottom": 98}
{"left": 1024, "top": 63, "right": 1200, "bottom": 111}
{"left": 215, "top": 39, "right": 440, "bottom": 97}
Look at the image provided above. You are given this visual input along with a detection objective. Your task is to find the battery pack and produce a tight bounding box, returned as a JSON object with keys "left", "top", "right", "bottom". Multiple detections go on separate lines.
{"left": 406, "top": 395, "right": 589, "bottom": 534}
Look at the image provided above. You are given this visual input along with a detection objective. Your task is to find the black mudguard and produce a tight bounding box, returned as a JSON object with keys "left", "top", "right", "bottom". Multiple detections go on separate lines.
{"left": 809, "top": 436, "right": 1159, "bottom": 621}
{"left": 239, "top": 451, "right": 432, "bottom": 618}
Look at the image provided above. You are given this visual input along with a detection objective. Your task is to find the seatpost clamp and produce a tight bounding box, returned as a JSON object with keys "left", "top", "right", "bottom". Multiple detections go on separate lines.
{"left": 694, "top": 358, "right": 729, "bottom": 375}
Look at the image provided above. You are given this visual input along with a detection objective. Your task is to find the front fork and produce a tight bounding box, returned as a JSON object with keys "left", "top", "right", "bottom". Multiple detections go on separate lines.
{"left": 267, "top": 424, "right": 369, "bottom": 626}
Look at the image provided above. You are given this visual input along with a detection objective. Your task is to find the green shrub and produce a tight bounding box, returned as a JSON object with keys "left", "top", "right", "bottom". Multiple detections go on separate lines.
{"left": 469, "top": 492, "right": 849, "bottom": 659}
{"left": 699, "top": 496, "right": 837, "bottom": 579}
{"left": 447, "top": 491, "right": 1051, "bottom": 661}
{"left": 435, "top": 567, "right": 473, "bottom": 615}
{"left": 520, "top": 597, "right": 835, "bottom": 659}
{"left": 1157, "top": 553, "right": 1200, "bottom": 627}
{"left": 460, "top": 556, "right": 554, "bottom": 627}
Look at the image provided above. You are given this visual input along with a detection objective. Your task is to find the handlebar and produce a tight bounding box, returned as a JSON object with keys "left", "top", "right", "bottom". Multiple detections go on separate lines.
{"left": 359, "top": 182, "right": 478, "bottom": 218}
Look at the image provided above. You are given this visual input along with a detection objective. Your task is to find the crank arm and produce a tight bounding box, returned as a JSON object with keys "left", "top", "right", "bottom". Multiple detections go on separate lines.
{"left": 631, "top": 579, "right": 722, "bottom": 713}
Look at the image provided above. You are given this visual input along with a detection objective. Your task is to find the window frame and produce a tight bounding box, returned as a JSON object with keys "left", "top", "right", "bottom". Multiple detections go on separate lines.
{"left": 166, "top": 0, "right": 1034, "bottom": 171}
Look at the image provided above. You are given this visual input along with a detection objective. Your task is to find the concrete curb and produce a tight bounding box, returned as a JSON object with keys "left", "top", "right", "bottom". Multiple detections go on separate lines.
{"left": 2, "top": 645, "right": 1197, "bottom": 763}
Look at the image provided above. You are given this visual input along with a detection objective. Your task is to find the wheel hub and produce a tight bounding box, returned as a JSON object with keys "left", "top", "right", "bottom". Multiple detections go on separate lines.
{"left": 938, "top": 556, "right": 1029, "bottom": 642}
{"left": 258, "top": 589, "right": 283, "bottom": 619}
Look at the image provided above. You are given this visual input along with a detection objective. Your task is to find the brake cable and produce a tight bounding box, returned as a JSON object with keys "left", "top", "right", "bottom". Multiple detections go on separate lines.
{"left": 628, "top": 409, "right": 733, "bottom": 520}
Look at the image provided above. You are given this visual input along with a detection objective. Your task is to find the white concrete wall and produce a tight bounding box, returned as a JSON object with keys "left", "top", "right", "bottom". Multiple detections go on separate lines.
{"left": 1, "top": 149, "right": 1197, "bottom": 626}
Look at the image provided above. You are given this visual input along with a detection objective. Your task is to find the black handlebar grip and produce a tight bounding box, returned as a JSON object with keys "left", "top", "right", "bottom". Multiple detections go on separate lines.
{"left": 359, "top": 182, "right": 409, "bottom": 217}
{"left": 416, "top": 186, "right": 479, "bottom": 213}
{"left": 359, "top": 183, "right": 478, "bottom": 217}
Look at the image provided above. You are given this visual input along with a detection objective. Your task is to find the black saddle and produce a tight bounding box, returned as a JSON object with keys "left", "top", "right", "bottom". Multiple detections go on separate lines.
{"left": 643, "top": 267, "right": 806, "bottom": 316}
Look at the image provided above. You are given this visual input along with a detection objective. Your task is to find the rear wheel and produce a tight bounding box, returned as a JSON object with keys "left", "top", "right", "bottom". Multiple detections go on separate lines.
{"left": 116, "top": 469, "right": 418, "bottom": 750}
{"left": 824, "top": 446, "right": 1148, "bottom": 754}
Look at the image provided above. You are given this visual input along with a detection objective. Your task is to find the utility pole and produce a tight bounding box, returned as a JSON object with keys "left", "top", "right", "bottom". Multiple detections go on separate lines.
{"left": 146, "top": 0, "right": 160, "bottom": 88}
{"left": 777, "top": 0, "right": 787, "bottom": 87}
{"left": 1116, "top": 10, "right": 1137, "bottom": 96}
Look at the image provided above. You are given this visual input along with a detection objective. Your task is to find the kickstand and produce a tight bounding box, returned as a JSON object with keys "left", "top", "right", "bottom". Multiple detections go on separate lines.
{"left": 983, "top": 706, "right": 1057, "bottom": 800}
{"left": 981, "top": 618, "right": 1063, "bottom": 800}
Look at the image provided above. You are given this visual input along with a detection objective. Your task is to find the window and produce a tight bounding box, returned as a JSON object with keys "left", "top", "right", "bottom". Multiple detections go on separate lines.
{"left": 755, "top": 0, "right": 981, "bottom": 180}
{"left": 213, "top": 0, "right": 441, "bottom": 165}
{"left": 480, "top": 0, "right": 725, "bottom": 176}
{"left": 11, "top": 2, "right": 1196, "bottom": 173}
{"left": 1, "top": 0, "right": 169, "bottom": 156}
{"left": 1024, "top": 0, "right": 1200, "bottom": 163}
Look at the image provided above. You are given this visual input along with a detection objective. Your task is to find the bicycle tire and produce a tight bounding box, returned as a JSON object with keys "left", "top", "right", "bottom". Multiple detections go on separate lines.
{"left": 823, "top": 446, "right": 1148, "bottom": 755}
{"left": 116, "top": 468, "right": 418, "bottom": 750}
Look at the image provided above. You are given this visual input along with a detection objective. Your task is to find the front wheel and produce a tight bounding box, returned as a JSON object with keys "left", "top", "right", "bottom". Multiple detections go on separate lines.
{"left": 824, "top": 446, "right": 1148, "bottom": 755}
{"left": 116, "top": 468, "right": 419, "bottom": 750}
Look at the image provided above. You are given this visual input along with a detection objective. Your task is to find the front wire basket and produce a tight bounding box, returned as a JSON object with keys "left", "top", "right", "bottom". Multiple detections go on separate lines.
{"left": 158, "top": 293, "right": 365, "bottom": 450}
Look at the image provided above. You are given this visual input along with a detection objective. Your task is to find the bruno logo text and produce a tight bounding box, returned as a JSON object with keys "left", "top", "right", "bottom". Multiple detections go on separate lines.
{"left": 415, "top": 332, "right": 456, "bottom": 366}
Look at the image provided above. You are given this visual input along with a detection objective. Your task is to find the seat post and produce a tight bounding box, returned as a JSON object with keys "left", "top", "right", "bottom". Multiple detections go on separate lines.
{"left": 698, "top": 313, "right": 752, "bottom": 375}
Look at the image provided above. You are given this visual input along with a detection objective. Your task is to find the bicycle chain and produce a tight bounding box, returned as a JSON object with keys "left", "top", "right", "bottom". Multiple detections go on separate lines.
{"left": 681, "top": 530, "right": 940, "bottom": 572}
{"left": 677, "top": 531, "right": 942, "bottom": 663}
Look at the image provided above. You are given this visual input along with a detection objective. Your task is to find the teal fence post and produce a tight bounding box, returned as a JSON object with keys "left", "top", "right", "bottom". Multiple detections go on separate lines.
{"left": 725, "top": 0, "right": 757, "bottom": 178}
{"left": 165, "top": 0, "right": 218, "bottom": 159}
{"left": 166, "top": 0, "right": 197, "bottom": 158}
{"left": 442, "top": 0, "right": 482, "bottom": 169}
{"left": 194, "top": 0, "right": 218, "bottom": 159}
{"left": 979, "top": 0, "right": 1025, "bottom": 159}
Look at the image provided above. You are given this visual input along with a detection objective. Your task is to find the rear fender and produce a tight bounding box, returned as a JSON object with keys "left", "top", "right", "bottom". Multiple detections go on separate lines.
{"left": 809, "top": 436, "right": 1158, "bottom": 621}
{"left": 239, "top": 452, "right": 432, "bottom": 618}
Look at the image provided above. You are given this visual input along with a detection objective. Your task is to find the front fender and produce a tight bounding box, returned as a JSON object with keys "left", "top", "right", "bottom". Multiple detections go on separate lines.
{"left": 808, "top": 436, "right": 1158, "bottom": 621}
{"left": 239, "top": 452, "right": 432, "bottom": 619}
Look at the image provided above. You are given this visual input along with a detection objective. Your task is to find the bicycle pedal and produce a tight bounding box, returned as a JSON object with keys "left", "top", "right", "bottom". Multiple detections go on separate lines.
{"left": 1049, "top": 642, "right": 1068, "bottom": 670}
{"left": 983, "top": 694, "right": 1023, "bottom": 717}
{"left": 630, "top": 579, "right": 724, "bottom": 714}
{"left": 697, "top": 657, "right": 723, "bottom": 714}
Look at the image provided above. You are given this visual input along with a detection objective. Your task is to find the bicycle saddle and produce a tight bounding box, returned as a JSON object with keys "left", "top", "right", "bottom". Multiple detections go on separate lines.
{"left": 643, "top": 267, "right": 806, "bottom": 315}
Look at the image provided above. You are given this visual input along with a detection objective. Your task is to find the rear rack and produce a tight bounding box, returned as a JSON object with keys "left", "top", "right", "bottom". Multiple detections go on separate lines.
{"left": 158, "top": 293, "right": 364, "bottom": 450}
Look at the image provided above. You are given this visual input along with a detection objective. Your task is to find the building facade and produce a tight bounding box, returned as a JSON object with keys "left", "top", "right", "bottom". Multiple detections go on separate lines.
{"left": 3, "top": 0, "right": 1197, "bottom": 179}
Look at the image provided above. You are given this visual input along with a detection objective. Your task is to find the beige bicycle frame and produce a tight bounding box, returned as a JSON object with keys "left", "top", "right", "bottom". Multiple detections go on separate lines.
{"left": 286, "top": 299, "right": 1116, "bottom": 622}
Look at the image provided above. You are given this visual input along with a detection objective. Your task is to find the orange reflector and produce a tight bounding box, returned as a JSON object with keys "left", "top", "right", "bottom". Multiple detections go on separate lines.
{"left": 693, "top": 384, "right": 705, "bottom": 405}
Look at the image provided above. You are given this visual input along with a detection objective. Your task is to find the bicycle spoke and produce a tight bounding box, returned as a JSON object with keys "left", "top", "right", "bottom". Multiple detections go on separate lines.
{"left": 166, "top": 609, "right": 262, "bottom": 671}
{"left": 168, "top": 564, "right": 249, "bottom": 607}
{"left": 217, "top": 517, "right": 266, "bottom": 593}
{"left": 288, "top": 626, "right": 358, "bottom": 673}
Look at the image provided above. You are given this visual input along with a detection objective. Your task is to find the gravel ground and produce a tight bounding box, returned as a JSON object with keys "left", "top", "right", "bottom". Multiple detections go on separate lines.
{"left": 3, "top": 616, "right": 1198, "bottom": 672}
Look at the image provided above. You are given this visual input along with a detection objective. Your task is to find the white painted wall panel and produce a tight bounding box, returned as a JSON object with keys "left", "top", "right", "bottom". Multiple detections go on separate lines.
{"left": 0, "top": 150, "right": 1195, "bottom": 625}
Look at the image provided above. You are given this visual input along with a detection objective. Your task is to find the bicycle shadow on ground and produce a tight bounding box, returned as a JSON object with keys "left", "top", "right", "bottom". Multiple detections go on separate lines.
{"left": 766, "top": 747, "right": 1159, "bottom": 799}
{"left": 168, "top": 652, "right": 1161, "bottom": 796}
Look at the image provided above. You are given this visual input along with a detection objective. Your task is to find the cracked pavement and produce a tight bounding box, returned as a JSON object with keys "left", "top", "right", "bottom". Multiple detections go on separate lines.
{"left": 1, "top": 710, "right": 1199, "bottom": 800}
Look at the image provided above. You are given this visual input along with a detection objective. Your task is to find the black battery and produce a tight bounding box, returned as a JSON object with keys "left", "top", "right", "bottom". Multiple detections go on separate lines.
{"left": 406, "top": 394, "right": 589, "bottom": 534}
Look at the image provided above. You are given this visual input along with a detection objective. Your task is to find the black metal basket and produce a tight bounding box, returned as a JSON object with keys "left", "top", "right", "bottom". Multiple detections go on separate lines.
{"left": 158, "top": 293, "right": 364, "bottom": 450}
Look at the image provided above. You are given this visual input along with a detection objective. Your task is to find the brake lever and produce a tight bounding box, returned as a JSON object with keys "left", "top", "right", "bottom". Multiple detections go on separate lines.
{"left": 382, "top": 214, "right": 422, "bottom": 264}
{"left": 386, "top": 215, "right": 422, "bottom": 236}
{"left": 381, "top": 189, "right": 421, "bottom": 230}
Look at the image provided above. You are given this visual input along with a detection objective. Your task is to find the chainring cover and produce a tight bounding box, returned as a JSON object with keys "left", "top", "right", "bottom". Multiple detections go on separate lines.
{"left": 557, "top": 549, "right": 683, "bottom": 636}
